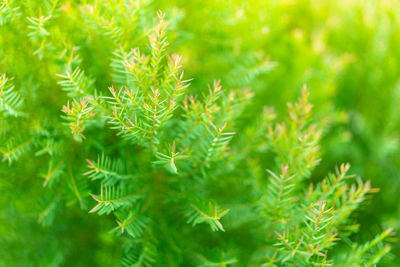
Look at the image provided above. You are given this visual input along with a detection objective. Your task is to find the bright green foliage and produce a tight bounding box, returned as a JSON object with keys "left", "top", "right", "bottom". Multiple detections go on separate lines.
{"left": 57, "top": 67, "right": 94, "bottom": 97}
{"left": 62, "top": 97, "right": 95, "bottom": 140}
{"left": 89, "top": 184, "right": 142, "bottom": 215}
{"left": 0, "top": 0, "right": 398, "bottom": 266}
{"left": 0, "top": 74, "right": 24, "bottom": 117}
{"left": 185, "top": 201, "right": 230, "bottom": 232}
{"left": 255, "top": 93, "right": 390, "bottom": 266}
{"left": 85, "top": 154, "right": 133, "bottom": 185}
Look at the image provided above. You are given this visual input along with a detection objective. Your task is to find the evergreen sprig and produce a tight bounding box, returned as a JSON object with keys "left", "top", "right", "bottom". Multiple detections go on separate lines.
{"left": 0, "top": 74, "right": 24, "bottom": 117}
{"left": 85, "top": 153, "right": 133, "bottom": 185}
{"left": 185, "top": 201, "right": 230, "bottom": 232}
{"left": 0, "top": 2, "right": 395, "bottom": 266}
{"left": 89, "top": 184, "right": 143, "bottom": 215}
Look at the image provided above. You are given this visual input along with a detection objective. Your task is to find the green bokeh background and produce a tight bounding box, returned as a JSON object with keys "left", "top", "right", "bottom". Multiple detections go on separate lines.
{"left": 1, "top": 0, "right": 399, "bottom": 265}
{"left": 163, "top": 0, "right": 400, "bottom": 263}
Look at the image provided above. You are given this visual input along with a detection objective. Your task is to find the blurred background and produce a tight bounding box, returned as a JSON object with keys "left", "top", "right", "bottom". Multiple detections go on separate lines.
{"left": 158, "top": 0, "right": 400, "bottom": 263}
{"left": 1, "top": 0, "right": 400, "bottom": 265}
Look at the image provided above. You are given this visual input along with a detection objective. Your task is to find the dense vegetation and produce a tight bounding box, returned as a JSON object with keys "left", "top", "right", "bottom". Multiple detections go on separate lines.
{"left": 1, "top": 0, "right": 399, "bottom": 266}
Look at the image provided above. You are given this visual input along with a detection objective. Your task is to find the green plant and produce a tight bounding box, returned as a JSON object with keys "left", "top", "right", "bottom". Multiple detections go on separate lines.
{"left": 0, "top": 0, "right": 396, "bottom": 266}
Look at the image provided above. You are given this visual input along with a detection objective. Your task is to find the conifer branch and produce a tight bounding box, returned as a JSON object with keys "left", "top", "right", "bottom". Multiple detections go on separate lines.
{"left": 0, "top": 74, "right": 25, "bottom": 117}
{"left": 185, "top": 201, "right": 230, "bottom": 232}
{"left": 62, "top": 97, "right": 95, "bottom": 140}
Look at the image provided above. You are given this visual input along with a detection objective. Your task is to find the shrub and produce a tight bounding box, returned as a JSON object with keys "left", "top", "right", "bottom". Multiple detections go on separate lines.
{"left": 0, "top": 0, "right": 395, "bottom": 266}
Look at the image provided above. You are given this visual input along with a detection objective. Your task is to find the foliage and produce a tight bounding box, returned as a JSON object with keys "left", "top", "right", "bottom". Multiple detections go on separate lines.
{"left": 0, "top": 0, "right": 398, "bottom": 266}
